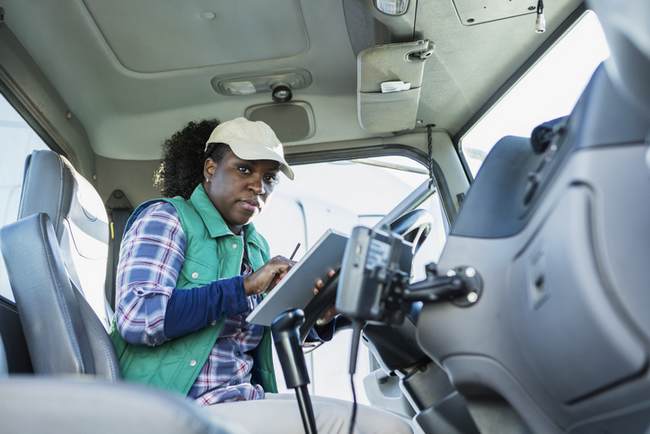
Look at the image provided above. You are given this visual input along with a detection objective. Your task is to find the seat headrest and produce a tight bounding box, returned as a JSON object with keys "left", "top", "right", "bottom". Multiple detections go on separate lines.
{"left": 18, "top": 150, "right": 108, "bottom": 254}
{"left": 18, "top": 150, "right": 74, "bottom": 240}
{"left": 17, "top": 150, "right": 111, "bottom": 326}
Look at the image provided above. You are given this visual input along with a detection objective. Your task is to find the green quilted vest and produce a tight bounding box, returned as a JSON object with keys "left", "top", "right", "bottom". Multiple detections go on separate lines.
{"left": 110, "top": 184, "right": 277, "bottom": 396}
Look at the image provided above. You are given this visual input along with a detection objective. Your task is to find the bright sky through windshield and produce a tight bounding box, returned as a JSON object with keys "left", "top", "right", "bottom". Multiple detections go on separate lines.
{"left": 461, "top": 11, "right": 610, "bottom": 176}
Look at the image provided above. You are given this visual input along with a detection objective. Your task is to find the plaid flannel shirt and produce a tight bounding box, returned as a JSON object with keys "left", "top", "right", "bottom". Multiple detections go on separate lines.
{"left": 115, "top": 201, "right": 265, "bottom": 405}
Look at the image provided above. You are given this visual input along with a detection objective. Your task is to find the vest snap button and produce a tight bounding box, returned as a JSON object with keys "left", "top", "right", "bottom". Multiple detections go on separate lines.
{"left": 191, "top": 272, "right": 199, "bottom": 279}
{"left": 189, "top": 359, "right": 197, "bottom": 367}
{"left": 232, "top": 243, "right": 238, "bottom": 249}
{"left": 210, "top": 320, "right": 217, "bottom": 326}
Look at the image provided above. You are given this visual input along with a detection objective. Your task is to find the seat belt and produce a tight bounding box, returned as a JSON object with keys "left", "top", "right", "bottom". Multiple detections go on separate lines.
{"left": 104, "top": 190, "right": 133, "bottom": 314}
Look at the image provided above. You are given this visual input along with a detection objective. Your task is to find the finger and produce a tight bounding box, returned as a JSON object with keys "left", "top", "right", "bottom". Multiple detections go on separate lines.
{"left": 272, "top": 271, "right": 288, "bottom": 286}
{"left": 327, "top": 269, "right": 336, "bottom": 278}
{"left": 272, "top": 255, "right": 293, "bottom": 266}
{"left": 315, "top": 279, "right": 324, "bottom": 288}
{"left": 271, "top": 262, "right": 291, "bottom": 275}
{"left": 313, "top": 287, "right": 319, "bottom": 295}
{"left": 273, "top": 255, "right": 290, "bottom": 261}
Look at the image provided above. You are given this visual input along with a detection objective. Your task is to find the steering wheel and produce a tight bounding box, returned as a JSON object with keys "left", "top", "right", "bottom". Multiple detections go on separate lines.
{"left": 299, "top": 209, "right": 434, "bottom": 342}
{"left": 389, "top": 208, "right": 434, "bottom": 254}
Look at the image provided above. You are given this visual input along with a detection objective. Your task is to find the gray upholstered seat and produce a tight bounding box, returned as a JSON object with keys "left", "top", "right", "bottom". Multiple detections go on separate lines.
{"left": 17, "top": 150, "right": 112, "bottom": 327}
{"left": 0, "top": 213, "right": 119, "bottom": 380}
{"left": 0, "top": 377, "right": 245, "bottom": 434}
{"left": 0, "top": 218, "right": 247, "bottom": 433}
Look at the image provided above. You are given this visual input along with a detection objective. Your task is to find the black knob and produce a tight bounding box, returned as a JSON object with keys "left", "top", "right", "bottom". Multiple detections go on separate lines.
{"left": 271, "top": 309, "right": 310, "bottom": 389}
{"left": 530, "top": 124, "right": 554, "bottom": 154}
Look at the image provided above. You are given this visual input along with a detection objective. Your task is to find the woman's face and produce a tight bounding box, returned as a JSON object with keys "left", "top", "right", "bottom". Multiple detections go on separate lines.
{"left": 203, "top": 149, "right": 280, "bottom": 234}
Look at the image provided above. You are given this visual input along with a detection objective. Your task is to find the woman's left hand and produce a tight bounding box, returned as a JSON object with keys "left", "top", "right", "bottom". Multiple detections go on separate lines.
{"left": 312, "top": 269, "right": 337, "bottom": 296}
{"left": 313, "top": 269, "right": 338, "bottom": 325}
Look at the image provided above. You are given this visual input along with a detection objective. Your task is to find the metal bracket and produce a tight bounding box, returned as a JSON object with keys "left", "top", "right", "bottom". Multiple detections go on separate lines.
{"left": 407, "top": 40, "right": 435, "bottom": 61}
{"left": 402, "top": 263, "right": 483, "bottom": 307}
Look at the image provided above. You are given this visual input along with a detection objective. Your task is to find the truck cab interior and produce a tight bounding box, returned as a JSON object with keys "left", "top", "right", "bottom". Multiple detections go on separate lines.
{"left": 0, "top": 0, "right": 648, "bottom": 433}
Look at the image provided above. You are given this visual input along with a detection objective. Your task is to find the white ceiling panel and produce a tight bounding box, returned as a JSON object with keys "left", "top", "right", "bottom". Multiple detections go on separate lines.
{"left": 82, "top": 0, "right": 309, "bottom": 73}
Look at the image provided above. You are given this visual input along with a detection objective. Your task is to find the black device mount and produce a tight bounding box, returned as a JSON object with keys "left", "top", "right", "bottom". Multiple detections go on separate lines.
{"left": 333, "top": 225, "right": 483, "bottom": 434}
{"left": 403, "top": 263, "right": 483, "bottom": 308}
{"left": 337, "top": 226, "right": 483, "bottom": 326}
{"left": 271, "top": 309, "right": 317, "bottom": 434}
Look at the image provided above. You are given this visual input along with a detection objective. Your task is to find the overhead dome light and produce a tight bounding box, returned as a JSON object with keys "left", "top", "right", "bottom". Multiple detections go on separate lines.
{"left": 211, "top": 69, "right": 312, "bottom": 97}
{"left": 271, "top": 84, "right": 293, "bottom": 103}
{"left": 374, "top": 0, "right": 409, "bottom": 16}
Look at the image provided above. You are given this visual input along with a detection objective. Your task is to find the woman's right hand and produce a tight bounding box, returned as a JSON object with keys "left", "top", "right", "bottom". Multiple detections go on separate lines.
{"left": 243, "top": 256, "right": 295, "bottom": 296}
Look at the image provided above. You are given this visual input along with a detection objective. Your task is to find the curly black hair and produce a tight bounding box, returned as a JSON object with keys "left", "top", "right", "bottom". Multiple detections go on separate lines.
{"left": 155, "top": 119, "right": 230, "bottom": 199}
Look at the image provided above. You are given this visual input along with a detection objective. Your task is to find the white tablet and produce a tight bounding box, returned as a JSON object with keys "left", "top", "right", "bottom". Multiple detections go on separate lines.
{"left": 246, "top": 229, "right": 348, "bottom": 326}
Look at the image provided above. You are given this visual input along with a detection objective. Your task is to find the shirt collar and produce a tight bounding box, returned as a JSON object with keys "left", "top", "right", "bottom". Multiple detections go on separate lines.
{"left": 189, "top": 184, "right": 264, "bottom": 247}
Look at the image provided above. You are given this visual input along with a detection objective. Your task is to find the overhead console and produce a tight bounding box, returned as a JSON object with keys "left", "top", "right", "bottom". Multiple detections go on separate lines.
{"left": 451, "top": 0, "right": 542, "bottom": 26}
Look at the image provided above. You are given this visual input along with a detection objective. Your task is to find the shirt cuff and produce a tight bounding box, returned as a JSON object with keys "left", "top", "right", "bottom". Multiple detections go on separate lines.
{"left": 222, "top": 275, "right": 248, "bottom": 316}
{"left": 308, "top": 317, "right": 338, "bottom": 342}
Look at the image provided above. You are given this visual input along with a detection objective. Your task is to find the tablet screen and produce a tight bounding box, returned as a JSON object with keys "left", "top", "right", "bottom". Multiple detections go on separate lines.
{"left": 246, "top": 230, "right": 348, "bottom": 326}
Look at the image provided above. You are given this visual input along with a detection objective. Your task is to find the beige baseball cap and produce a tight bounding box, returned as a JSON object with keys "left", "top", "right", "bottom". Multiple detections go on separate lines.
{"left": 205, "top": 117, "right": 294, "bottom": 180}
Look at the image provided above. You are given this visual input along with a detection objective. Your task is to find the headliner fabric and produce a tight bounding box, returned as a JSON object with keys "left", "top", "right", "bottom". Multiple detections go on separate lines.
{"left": 82, "top": 0, "right": 309, "bottom": 73}
{"left": 1, "top": 0, "right": 581, "bottom": 160}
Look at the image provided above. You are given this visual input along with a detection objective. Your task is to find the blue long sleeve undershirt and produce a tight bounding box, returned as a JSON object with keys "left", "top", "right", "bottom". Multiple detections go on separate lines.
{"left": 164, "top": 277, "right": 337, "bottom": 342}
{"left": 163, "top": 276, "right": 248, "bottom": 339}
{"left": 163, "top": 276, "right": 337, "bottom": 341}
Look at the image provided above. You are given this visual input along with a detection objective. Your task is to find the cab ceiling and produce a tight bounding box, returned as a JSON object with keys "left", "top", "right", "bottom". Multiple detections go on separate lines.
{"left": 0, "top": 0, "right": 582, "bottom": 160}
{"left": 82, "top": 0, "right": 309, "bottom": 72}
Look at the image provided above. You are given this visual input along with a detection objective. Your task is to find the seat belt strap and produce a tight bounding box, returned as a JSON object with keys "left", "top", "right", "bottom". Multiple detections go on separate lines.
{"left": 104, "top": 190, "right": 133, "bottom": 311}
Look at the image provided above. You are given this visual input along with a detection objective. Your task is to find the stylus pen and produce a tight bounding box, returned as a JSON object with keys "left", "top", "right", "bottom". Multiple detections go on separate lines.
{"left": 289, "top": 243, "right": 301, "bottom": 261}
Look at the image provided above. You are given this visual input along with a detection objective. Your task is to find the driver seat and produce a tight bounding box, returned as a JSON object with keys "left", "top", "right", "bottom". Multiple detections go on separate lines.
{"left": 0, "top": 212, "right": 119, "bottom": 379}
{"left": 17, "top": 150, "right": 112, "bottom": 327}
{"left": 0, "top": 332, "right": 244, "bottom": 434}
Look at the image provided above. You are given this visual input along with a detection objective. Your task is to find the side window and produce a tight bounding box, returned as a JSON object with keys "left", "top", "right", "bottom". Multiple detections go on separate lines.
{"left": 460, "top": 11, "right": 609, "bottom": 176}
{"left": 255, "top": 155, "right": 447, "bottom": 403}
{"left": 0, "top": 94, "right": 49, "bottom": 301}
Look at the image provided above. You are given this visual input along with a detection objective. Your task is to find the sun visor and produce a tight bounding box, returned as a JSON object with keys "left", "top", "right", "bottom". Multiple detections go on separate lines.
{"left": 357, "top": 40, "right": 434, "bottom": 133}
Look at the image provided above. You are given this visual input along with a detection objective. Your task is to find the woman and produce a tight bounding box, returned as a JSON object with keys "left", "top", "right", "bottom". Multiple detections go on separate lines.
{"left": 111, "top": 117, "right": 412, "bottom": 434}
